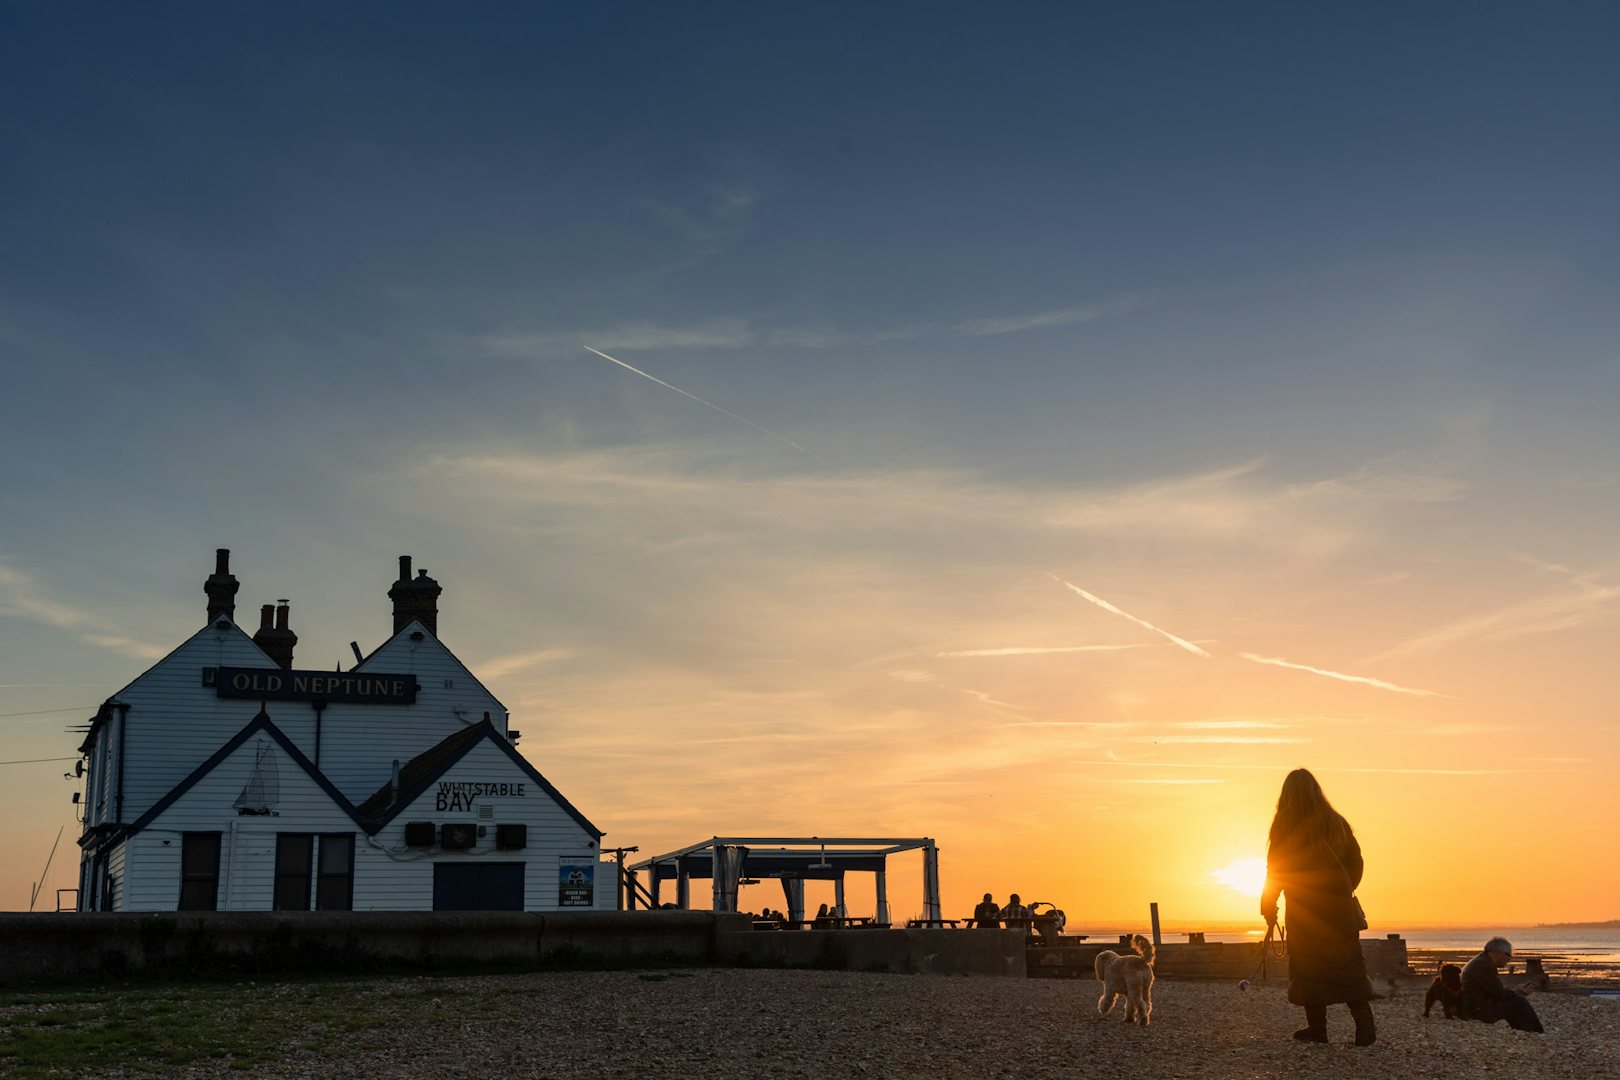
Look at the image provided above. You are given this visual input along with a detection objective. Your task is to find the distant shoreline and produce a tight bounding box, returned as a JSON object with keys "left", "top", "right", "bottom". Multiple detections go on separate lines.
{"left": 1536, "top": 920, "right": 1620, "bottom": 929}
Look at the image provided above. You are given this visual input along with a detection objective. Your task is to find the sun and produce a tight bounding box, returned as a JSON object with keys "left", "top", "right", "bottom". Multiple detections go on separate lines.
{"left": 1210, "top": 857, "right": 1268, "bottom": 898}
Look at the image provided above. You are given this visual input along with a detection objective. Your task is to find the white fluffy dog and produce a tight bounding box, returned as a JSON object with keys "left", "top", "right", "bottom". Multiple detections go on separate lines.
{"left": 1094, "top": 934, "right": 1156, "bottom": 1026}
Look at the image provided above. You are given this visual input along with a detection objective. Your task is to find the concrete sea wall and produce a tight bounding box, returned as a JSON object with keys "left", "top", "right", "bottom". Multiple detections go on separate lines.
{"left": 719, "top": 926, "right": 1028, "bottom": 977}
{"left": 1, "top": 913, "right": 1408, "bottom": 986}
{"left": 0, "top": 910, "right": 751, "bottom": 986}
{"left": 1027, "top": 935, "right": 1411, "bottom": 981}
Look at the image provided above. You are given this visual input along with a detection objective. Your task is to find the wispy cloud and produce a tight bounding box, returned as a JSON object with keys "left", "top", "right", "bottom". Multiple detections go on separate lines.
{"left": 1066, "top": 758, "right": 1529, "bottom": 777}
{"left": 478, "top": 647, "right": 577, "bottom": 680}
{"left": 1240, "top": 652, "right": 1446, "bottom": 697}
{"left": 1108, "top": 778, "right": 1225, "bottom": 785}
{"left": 1172, "top": 720, "right": 1296, "bottom": 730}
{"left": 481, "top": 294, "right": 1145, "bottom": 359}
{"left": 934, "top": 644, "right": 1152, "bottom": 658}
{"left": 0, "top": 561, "right": 164, "bottom": 660}
{"left": 1049, "top": 575, "right": 1210, "bottom": 657}
{"left": 1131, "top": 735, "right": 1310, "bottom": 745}
{"left": 1363, "top": 576, "right": 1620, "bottom": 662}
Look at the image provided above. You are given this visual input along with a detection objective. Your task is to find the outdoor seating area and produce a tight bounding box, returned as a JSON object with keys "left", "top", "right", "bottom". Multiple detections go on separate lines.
{"left": 626, "top": 836, "right": 943, "bottom": 928}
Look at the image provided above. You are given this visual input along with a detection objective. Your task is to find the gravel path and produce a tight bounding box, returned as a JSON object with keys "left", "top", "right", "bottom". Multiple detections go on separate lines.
{"left": 143, "top": 969, "right": 1620, "bottom": 1079}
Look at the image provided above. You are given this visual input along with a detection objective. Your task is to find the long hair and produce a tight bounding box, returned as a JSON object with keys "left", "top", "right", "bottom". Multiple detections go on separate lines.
{"left": 1267, "top": 768, "right": 1353, "bottom": 856}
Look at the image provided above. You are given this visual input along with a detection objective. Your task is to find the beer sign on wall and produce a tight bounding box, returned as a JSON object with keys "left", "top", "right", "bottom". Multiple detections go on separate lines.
{"left": 559, "top": 863, "right": 595, "bottom": 907}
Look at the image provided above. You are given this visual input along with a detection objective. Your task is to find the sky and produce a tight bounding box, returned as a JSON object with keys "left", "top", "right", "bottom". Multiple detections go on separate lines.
{"left": 2, "top": 2, "right": 1618, "bottom": 925}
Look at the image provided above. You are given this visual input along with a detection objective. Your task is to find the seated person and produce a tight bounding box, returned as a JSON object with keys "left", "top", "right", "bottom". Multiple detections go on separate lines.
{"left": 973, "top": 893, "right": 1001, "bottom": 928}
{"left": 813, "top": 902, "right": 833, "bottom": 928}
{"left": 1459, "top": 937, "right": 1544, "bottom": 1034}
{"left": 1000, "top": 892, "right": 1030, "bottom": 929}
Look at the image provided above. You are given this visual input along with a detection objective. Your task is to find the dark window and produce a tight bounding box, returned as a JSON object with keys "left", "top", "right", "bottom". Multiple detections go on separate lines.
{"left": 179, "top": 833, "right": 221, "bottom": 910}
{"left": 432, "top": 863, "right": 525, "bottom": 911}
{"left": 274, "top": 834, "right": 314, "bottom": 911}
{"left": 316, "top": 834, "right": 354, "bottom": 911}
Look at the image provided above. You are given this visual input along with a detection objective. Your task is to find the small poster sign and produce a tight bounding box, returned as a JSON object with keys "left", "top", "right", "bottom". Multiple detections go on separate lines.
{"left": 558, "top": 863, "right": 594, "bottom": 907}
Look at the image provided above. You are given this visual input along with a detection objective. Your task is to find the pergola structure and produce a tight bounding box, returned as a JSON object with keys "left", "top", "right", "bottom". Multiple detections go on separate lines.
{"left": 626, "top": 837, "right": 940, "bottom": 926}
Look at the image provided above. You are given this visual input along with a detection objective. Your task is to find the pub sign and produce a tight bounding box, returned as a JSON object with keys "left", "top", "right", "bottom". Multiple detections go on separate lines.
{"left": 209, "top": 666, "right": 420, "bottom": 705}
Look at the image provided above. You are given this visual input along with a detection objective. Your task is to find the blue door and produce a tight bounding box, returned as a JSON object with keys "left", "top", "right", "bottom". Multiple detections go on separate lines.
{"left": 432, "top": 863, "right": 525, "bottom": 910}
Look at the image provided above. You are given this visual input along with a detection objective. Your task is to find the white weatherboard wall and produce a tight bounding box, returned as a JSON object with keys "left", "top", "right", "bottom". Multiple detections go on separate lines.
{"left": 319, "top": 621, "right": 508, "bottom": 800}
{"left": 105, "top": 841, "right": 126, "bottom": 911}
{"left": 120, "top": 735, "right": 359, "bottom": 912}
{"left": 112, "top": 622, "right": 294, "bottom": 823}
{"left": 358, "top": 739, "right": 605, "bottom": 911}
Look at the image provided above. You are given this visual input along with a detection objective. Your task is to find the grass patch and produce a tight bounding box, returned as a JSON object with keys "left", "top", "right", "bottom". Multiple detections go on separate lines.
{"left": 0, "top": 977, "right": 402, "bottom": 1079}
{"left": 0, "top": 967, "right": 719, "bottom": 1077}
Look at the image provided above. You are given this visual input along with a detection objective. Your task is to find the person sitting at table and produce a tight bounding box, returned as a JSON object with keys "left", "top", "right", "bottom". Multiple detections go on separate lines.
{"left": 1000, "top": 893, "right": 1030, "bottom": 929}
{"left": 973, "top": 893, "right": 1002, "bottom": 928}
{"left": 813, "top": 902, "right": 832, "bottom": 928}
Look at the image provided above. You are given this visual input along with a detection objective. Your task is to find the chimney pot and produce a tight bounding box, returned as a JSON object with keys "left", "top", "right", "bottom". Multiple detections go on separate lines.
{"left": 204, "top": 548, "right": 241, "bottom": 623}
{"left": 387, "top": 554, "right": 442, "bottom": 636}
{"left": 253, "top": 603, "right": 298, "bottom": 670}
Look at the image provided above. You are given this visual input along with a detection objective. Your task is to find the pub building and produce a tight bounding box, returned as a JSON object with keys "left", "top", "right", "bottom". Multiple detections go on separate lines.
{"left": 73, "top": 551, "right": 605, "bottom": 913}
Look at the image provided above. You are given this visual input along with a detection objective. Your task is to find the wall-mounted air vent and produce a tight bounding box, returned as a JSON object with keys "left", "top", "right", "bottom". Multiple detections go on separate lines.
{"left": 496, "top": 824, "right": 527, "bottom": 850}
{"left": 440, "top": 823, "right": 477, "bottom": 850}
{"left": 404, "top": 822, "right": 436, "bottom": 847}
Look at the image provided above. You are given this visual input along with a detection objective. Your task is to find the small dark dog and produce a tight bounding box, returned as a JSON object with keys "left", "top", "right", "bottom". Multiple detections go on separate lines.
{"left": 1424, "top": 963, "right": 1463, "bottom": 1018}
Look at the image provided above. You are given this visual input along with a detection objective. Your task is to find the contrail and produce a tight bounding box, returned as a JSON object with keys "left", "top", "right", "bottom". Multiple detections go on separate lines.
{"left": 584, "top": 346, "right": 825, "bottom": 460}
{"left": 1239, "top": 653, "right": 1446, "bottom": 697}
{"left": 1047, "top": 574, "right": 1210, "bottom": 657}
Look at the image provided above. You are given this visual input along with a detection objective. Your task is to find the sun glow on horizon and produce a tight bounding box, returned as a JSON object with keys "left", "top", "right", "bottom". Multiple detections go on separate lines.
{"left": 1211, "top": 857, "right": 1268, "bottom": 898}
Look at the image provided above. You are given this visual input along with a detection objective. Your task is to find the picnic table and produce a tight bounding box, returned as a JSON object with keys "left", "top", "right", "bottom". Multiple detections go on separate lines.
{"left": 905, "top": 918, "right": 961, "bottom": 928}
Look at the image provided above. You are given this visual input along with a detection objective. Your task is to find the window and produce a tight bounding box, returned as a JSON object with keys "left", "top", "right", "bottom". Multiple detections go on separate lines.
{"left": 274, "top": 834, "right": 314, "bottom": 911}
{"left": 316, "top": 834, "right": 354, "bottom": 911}
{"left": 179, "top": 832, "right": 221, "bottom": 910}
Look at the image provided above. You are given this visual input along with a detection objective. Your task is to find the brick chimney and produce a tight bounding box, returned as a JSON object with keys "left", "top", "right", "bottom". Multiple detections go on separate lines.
{"left": 252, "top": 602, "right": 298, "bottom": 670}
{"left": 204, "top": 548, "right": 239, "bottom": 623}
{"left": 388, "top": 555, "right": 442, "bottom": 636}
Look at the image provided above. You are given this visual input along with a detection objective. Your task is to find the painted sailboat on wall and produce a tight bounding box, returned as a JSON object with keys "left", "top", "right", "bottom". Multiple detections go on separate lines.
{"left": 233, "top": 741, "right": 280, "bottom": 816}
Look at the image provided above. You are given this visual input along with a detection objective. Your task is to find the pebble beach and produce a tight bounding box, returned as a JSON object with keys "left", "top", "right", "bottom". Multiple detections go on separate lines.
{"left": 99, "top": 968, "right": 1620, "bottom": 1079}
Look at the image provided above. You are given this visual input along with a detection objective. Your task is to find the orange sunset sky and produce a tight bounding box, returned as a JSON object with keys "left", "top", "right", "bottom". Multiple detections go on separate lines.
{"left": 3, "top": 5, "right": 1620, "bottom": 928}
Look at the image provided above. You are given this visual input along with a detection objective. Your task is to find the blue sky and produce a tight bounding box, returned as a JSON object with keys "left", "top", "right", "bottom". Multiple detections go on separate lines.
{"left": 3, "top": 3, "right": 1619, "bottom": 918}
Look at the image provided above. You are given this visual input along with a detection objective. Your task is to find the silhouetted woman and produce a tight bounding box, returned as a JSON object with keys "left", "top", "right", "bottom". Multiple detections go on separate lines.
{"left": 1260, "top": 768, "right": 1375, "bottom": 1046}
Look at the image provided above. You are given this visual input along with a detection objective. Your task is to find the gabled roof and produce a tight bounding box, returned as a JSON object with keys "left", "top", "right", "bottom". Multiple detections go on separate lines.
{"left": 111, "top": 616, "right": 277, "bottom": 701}
{"left": 355, "top": 722, "right": 488, "bottom": 819}
{"left": 356, "top": 719, "right": 602, "bottom": 838}
{"left": 122, "top": 710, "right": 368, "bottom": 837}
{"left": 79, "top": 618, "right": 278, "bottom": 754}
{"left": 353, "top": 619, "right": 508, "bottom": 716}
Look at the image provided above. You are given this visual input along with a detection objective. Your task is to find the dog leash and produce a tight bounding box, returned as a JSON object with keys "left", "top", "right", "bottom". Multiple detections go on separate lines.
{"left": 1239, "top": 920, "right": 1287, "bottom": 990}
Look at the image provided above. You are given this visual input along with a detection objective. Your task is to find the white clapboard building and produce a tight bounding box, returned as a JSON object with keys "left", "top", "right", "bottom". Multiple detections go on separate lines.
{"left": 74, "top": 551, "right": 605, "bottom": 914}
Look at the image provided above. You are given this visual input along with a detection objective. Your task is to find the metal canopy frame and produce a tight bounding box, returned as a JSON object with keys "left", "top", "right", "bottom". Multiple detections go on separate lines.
{"left": 626, "top": 836, "right": 941, "bottom": 924}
